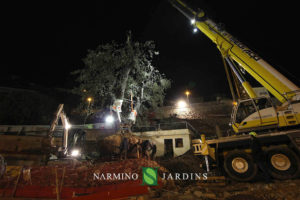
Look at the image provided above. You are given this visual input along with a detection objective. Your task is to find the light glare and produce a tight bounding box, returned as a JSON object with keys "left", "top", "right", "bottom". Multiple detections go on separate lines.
{"left": 71, "top": 149, "right": 80, "bottom": 157}
{"left": 87, "top": 97, "right": 92, "bottom": 102}
{"left": 65, "top": 121, "right": 71, "bottom": 130}
{"left": 177, "top": 100, "right": 187, "bottom": 108}
{"left": 105, "top": 115, "right": 114, "bottom": 123}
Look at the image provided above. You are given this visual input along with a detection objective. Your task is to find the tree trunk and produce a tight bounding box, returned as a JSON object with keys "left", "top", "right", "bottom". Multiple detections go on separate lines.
{"left": 114, "top": 32, "right": 135, "bottom": 101}
{"left": 115, "top": 66, "right": 131, "bottom": 100}
{"left": 134, "top": 97, "right": 141, "bottom": 112}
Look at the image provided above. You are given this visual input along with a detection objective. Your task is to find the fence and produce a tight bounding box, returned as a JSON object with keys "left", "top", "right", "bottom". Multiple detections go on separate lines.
{"left": 131, "top": 121, "right": 198, "bottom": 134}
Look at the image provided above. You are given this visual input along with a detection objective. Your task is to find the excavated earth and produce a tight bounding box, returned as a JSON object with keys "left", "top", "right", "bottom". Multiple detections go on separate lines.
{"left": 146, "top": 179, "right": 300, "bottom": 200}
{"left": 1, "top": 155, "right": 300, "bottom": 200}
{"left": 150, "top": 152, "right": 300, "bottom": 200}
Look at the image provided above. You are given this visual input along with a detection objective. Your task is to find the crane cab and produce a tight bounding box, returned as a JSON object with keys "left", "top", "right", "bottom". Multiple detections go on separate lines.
{"left": 230, "top": 97, "right": 300, "bottom": 133}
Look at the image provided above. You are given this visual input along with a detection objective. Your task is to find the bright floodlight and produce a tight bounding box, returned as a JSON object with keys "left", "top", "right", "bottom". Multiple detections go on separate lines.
{"left": 177, "top": 100, "right": 187, "bottom": 108}
{"left": 71, "top": 149, "right": 80, "bottom": 157}
{"left": 190, "top": 19, "right": 195, "bottom": 25}
{"left": 65, "top": 121, "right": 71, "bottom": 130}
{"left": 193, "top": 28, "right": 198, "bottom": 33}
{"left": 105, "top": 115, "right": 114, "bottom": 123}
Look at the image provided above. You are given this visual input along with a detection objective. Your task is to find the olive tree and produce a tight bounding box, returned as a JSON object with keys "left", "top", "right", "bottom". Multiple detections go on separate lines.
{"left": 72, "top": 32, "right": 170, "bottom": 125}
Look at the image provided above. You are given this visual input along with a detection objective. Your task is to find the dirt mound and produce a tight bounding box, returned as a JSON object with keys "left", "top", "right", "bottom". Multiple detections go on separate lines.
{"left": 99, "top": 134, "right": 123, "bottom": 154}
{"left": 155, "top": 150, "right": 205, "bottom": 187}
{"left": 157, "top": 150, "right": 204, "bottom": 174}
{"left": 97, "top": 133, "right": 142, "bottom": 156}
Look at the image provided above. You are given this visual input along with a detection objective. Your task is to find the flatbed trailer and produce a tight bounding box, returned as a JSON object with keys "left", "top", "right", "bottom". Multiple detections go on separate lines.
{"left": 192, "top": 130, "right": 300, "bottom": 181}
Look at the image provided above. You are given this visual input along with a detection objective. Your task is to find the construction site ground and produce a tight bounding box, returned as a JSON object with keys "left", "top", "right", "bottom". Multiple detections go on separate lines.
{"left": 1, "top": 151, "right": 300, "bottom": 200}
{"left": 148, "top": 178, "right": 300, "bottom": 200}
{"left": 150, "top": 151, "right": 300, "bottom": 200}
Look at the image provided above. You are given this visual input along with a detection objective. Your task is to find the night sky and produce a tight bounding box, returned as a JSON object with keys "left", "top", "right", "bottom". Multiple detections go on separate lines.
{"left": 2, "top": 1, "right": 299, "bottom": 102}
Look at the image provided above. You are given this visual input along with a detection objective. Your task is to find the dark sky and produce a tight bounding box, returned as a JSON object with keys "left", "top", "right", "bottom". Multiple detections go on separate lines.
{"left": 1, "top": 1, "right": 299, "bottom": 102}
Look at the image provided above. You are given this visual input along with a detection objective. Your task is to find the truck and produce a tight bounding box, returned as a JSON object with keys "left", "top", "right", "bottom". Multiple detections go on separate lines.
{"left": 170, "top": 0, "right": 300, "bottom": 181}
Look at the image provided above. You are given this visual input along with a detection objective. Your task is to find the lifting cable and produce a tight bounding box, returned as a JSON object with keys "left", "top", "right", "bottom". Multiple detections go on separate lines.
{"left": 221, "top": 56, "right": 236, "bottom": 102}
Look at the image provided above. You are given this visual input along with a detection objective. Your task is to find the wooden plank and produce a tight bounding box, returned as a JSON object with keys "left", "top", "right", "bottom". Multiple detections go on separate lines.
{"left": 12, "top": 167, "right": 23, "bottom": 197}
{"left": 0, "top": 135, "right": 56, "bottom": 154}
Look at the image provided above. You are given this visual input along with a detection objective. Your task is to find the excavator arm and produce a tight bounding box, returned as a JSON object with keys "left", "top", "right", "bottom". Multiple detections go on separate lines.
{"left": 169, "top": 0, "right": 299, "bottom": 103}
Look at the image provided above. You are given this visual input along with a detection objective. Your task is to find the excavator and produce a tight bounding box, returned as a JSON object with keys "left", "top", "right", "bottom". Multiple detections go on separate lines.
{"left": 170, "top": 0, "right": 300, "bottom": 181}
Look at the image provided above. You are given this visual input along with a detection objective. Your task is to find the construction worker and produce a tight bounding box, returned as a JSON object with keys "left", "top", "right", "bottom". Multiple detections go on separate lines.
{"left": 73, "top": 129, "right": 86, "bottom": 149}
{"left": 142, "top": 140, "right": 152, "bottom": 160}
{"left": 150, "top": 141, "right": 157, "bottom": 160}
{"left": 0, "top": 155, "right": 6, "bottom": 179}
{"left": 137, "top": 139, "right": 143, "bottom": 158}
{"left": 120, "top": 137, "right": 129, "bottom": 160}
{"left": 249, "top": 132, "right": 272, "bottom": 182}
{"left": 128, "top": 137, "right": 142, "bottom": 159}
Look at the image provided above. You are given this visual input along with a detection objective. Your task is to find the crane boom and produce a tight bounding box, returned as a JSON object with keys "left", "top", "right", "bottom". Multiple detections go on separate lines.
{"left": 170, "top": 3, "right": 300, "bottom": 182}
{"left": 170, "top": 0, "right": 299, "bottom": 103}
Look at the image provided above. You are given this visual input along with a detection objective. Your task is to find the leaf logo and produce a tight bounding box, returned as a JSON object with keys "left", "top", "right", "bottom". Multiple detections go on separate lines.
{"left": 142, "top": 167, "right": 158, "bottom": 186}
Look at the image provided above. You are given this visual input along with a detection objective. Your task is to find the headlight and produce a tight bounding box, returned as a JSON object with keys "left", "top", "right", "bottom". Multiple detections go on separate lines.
{"left": 105, "top": 115, "right": 114, "bottom": 123}
{"left": 71, "top": 149, "right": 80, "bottom": 157}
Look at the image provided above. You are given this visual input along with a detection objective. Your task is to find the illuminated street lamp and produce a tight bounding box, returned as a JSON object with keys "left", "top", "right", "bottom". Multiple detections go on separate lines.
{"left": 84, "top": 97, "right": 93, "bottom": 125}
{"left": 86, "top": 97, "right": 93, "bottom": 109}
{"left": 185, "top": 91, "right": 190, "bottom": 104}
{"left": 87, "top": 97, "right": 92, "bottom": 104}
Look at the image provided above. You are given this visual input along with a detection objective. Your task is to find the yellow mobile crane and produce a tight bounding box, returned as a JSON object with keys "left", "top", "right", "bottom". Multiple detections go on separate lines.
{"left": 170, "top": 0, "right": 300, "bottom": 181}
{"left": 170, "top": 0, "right": 300, "bottom": 134}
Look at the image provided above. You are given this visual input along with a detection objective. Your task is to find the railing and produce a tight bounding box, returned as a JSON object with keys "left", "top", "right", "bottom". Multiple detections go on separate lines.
{"left": 0, "top": 121, "right": 200, "bottom": 136}
{"left": 132, "top": 121, "right": 199, "bottom": 135}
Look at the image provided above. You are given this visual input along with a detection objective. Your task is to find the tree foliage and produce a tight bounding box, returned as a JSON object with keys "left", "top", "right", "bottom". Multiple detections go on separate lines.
{"left": 72, "top": 32, "right": 171, "bottom": 124}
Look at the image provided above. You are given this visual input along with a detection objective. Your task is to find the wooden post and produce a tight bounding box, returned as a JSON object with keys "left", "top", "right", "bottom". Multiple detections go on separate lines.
{"left": 12, "top": 166, "right": 23, "bottom": 197}
{"left": 216, "top": 125, "right": 222, "bottom": 138}
{"left": 55, "top": 168, "right": 60, "bottom": 200}
{"left": 60, "top": 167, "right": 66, "bottom": 193}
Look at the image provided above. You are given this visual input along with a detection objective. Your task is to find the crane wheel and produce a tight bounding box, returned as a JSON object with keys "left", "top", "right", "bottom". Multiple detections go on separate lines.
{"left": 265, "top": 147, "right": 300, "bottom": 180}
{"left": 224, "top": 150, "right": 258, "bottom": 182}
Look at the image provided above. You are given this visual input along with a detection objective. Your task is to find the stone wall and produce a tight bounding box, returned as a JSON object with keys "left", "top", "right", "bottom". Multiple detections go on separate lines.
{"left": 156, "top": 99, "right": 233, "bottom": 138}
{"left": 158, "top": 100, "right": 232, "bottom": 119}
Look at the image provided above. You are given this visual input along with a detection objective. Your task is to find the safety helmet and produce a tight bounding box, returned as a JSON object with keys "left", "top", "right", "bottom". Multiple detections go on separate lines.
{"left": 249, "top": 131, "right": 257, "bottom": 137}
